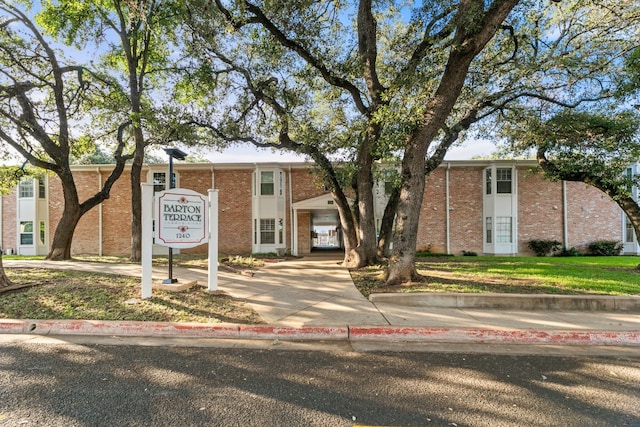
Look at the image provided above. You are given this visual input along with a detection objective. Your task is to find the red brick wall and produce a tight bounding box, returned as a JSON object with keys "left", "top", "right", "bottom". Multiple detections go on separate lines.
{"left": 212, "top": 169, "right": 253, "bottom": 254}
{"left": 71, "top": 170, "right": 102, "bottom": 255}
{"left": 290, "top": 167, "right": 326, "bottom": 202}
{"left": 178, "top": 170, "right": 213, "bottom": 254}
{"left": 9, "top": 162, "right": 624, "bottom": 258}
{"left": 297, "top": 211, "right": 311, "bottom": 254}
{"left": 565, "top": 181, "right": 621, "bottom": 251}
{"left": 417, "top": 168, "right": 448, "bottom": 253}
{"left": 447, "top": 166, "right": 484, "bottom": 255}
{"left": 47, "top": 175, "right": 64, "bottom": 252}
{"left": 517, "top": 170, "right": 565, "bottom": 255}
{"left": 1, "top": 188, "right": 17, "bottom": 253}
{"left": 99, "top": 170, "right": 133, "bottom": 256}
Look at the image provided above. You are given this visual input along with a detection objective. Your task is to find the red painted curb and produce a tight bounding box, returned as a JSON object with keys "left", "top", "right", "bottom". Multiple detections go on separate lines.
{"left": 238, "top": 325, "right": 348, "bottom": 340}
{"left": 2, "top": 320, "right": 639, "bottom": 346}
{"left": 347, "top": 326, "right": 640, "bottom": 346}
{"left": 0, "top": 319, "right": 240, "bottom": 338}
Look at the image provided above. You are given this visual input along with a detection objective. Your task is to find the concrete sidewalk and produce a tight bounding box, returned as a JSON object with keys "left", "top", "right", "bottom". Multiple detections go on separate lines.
{"left": 2, "top": 256, "right": 640, "bottom": 346}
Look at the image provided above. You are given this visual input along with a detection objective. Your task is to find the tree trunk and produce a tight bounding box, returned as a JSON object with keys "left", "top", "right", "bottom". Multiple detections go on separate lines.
{"left": 386, "top": 142, "right": 429, "bottom": 285}
{"left": 354, "top": 139, "right": 379, "bottom": 266}
{"left": 46, "top": 206, "right": 81, "bottom": 260}
{"left": 130, "top": 149, "right": 143, "bottom": 262}
{"left": 0, "top": 252, "right": 14, "bottom": 290}
{"left": 385, "top": 0, "right": 519, "bottom": 284}
{"left": 46, "top": 173, "right": 82, "bottom": 261}
{"left": 377, "top": 186, "right": 399, "bottom": 258}
{"left": 616, "top": 197, "right": 640, "bottom": 270}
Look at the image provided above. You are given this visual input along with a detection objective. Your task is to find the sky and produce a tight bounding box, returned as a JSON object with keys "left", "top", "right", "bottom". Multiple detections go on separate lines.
{"left": 202, "top": 139, "right": 498, "bottom": 163}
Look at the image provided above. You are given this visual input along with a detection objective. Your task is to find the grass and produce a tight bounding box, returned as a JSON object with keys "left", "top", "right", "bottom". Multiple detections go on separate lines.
{"left": 1, "top": 259, "right": 264, "bottom": 324}
{"left": 3, "top": 254, "right": 639, "bottom": 322}
{"left": 351, "top": 255, "right": 640, "bottom": 297}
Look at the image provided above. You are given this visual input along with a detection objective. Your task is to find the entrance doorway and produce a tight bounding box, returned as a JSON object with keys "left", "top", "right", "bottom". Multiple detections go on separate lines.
{"left": 292, "top": 194, "right": 346, "bottom": 255}
{"left": 311, "top": 209, "right": 341, "bottom": 249}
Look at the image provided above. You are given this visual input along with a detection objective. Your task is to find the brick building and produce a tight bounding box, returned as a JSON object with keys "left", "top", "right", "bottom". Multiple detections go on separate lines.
{"left": 1, "top": 160, "right": 638, "bottom": 257}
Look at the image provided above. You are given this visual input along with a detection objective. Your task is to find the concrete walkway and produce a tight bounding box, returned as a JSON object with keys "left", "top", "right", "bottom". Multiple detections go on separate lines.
{"left": 2, "top": 255, "right": 640, "bottom": 346}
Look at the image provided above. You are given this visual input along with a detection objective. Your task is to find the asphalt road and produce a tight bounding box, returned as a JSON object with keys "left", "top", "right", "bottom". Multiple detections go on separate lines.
{"left": 1, "top": 340, "right": 639, "bottom": 427}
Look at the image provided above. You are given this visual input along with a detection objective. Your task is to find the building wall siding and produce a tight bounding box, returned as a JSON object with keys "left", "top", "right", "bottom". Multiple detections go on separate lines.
{"left": 290, "top": 168, "right": 325, "bottom": 203}
{"left": 565, "top": 181, "right": 621, "bottom": 251}
{"left": 99, "top": 170, "right": 132, "bottom": 256}
{"left": 1, "top": 189, "right": 18, "bottom": 253}
{"left": 517, "top": 170, "right": 565, "bottom": 255}
{"left": 2, "top": 162, "right": 628, "bottom": 257}
{"left": 213, "top": 169, "right": 253, "bottom": 254}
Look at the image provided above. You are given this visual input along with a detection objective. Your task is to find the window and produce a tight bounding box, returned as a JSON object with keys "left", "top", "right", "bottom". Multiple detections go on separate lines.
{"left": 260, "top": 171, "right": 274, "bottom": 195}
{"left": 495, "top": 216, "right": 513, "bottom": 243}
{"left": 153, "top": 172, "right": 166, "bottom": 192}
{"left": 260, "top": 219, "right": 275, "bottom": 244}
{"left": 38, "top": 178, "right": 46, "bottom": 198}
{"left": 485, "top": 169, "right": 492, "bottom": 195}
{"left": 20, "top": 221, "right": 33, "bottom": 245}
{"left": 39, "top": 221, "right": 46, "bottom": 245}
{"left": 626, "top": 217, "right": 635, "bottom": 243}
{"left": 625, "top": 167, "right": 634, "bottom": 192}
{"left": 279, "top": 171, "right": 284, "bottom": 196}
{"left": 496, "top": 168, "right": 512, "bottom": 194}
{"left": 19, "top": 180, "right": 34, "bottom": 198}
{"left": 486, "top": 217, "right": 492, "bottom": 243}
{"left": 278, "top": 218, "right": 284, "bottom": 244}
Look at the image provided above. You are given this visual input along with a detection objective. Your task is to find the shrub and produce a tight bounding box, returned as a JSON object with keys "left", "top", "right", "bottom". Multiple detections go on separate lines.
{"left": 462, "top": 250, "right": 478, "bottom": 256}
{"left": 527, "top": 239, "right": 562, "bottom": 257}
{"left": 587, "top": 240, "right": 622, "bottom": 256}
{"left": 556, "top": 247, "right": 582, "bottom": 257}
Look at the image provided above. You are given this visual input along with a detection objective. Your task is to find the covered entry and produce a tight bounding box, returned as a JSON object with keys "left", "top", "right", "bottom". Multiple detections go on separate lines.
{"left": 292, "top": 194, "right": 343, "bottom": 256}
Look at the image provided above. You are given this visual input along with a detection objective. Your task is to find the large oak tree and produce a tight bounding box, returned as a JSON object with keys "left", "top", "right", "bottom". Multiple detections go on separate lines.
{"left": 0, "top": 1, "right": 131, "bottom": 260}
{"left": 181, "top": 0, "right": 639, "bottom": 283}
{"left": 38, "top": 0, "right": 183, "bottom": 261}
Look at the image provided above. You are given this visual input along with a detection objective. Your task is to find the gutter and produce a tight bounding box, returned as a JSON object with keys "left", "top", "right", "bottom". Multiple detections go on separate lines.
{"left": 445, "top": 162, "right": 451, "bottom": 254}
{"left": 97, "top": 167, "right": 103, "bottom": 256}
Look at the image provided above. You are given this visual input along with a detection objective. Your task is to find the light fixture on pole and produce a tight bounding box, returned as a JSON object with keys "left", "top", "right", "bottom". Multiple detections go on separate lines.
{"left": 163, "top": 147, "right": 188, "bottom": 284}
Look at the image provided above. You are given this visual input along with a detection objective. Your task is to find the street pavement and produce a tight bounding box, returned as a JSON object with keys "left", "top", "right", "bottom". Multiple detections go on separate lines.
{"left": 2, "top": 253, "right": 640, "bottom": 347}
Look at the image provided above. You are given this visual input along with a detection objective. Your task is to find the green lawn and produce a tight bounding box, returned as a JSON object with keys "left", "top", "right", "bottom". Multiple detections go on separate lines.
{"left": 1, "top": 265, "right": 263, "bottom": 323}
{"left": 351, "top": 256, "right": 640, "bottom": 297}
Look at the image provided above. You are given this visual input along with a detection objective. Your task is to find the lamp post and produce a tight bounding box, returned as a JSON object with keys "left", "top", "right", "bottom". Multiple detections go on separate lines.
{"left": 163, "top": 147, "right": 187, "bottom": 284}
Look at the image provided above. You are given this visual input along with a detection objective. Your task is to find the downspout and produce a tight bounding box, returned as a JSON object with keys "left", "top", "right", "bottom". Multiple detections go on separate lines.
{"left": 563, "top": 181, "right": 569, "bottom": 250}
{"left": 0, "top": 195, "right": 3, "bottom": 251}
{"left": 289, "top": 165, "right": 294, "bottom": 255}
{"left": 445, "top": 162, "right": 451, "bottom": 254}
{"left": 97, "top": 167, "right": 103, "bottom": 256}
{"left": 215, "top": 165, "right": 218, "bottom": 256}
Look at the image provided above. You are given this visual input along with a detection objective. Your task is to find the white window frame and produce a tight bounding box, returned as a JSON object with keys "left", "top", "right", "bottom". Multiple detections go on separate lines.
{"left": 496, "top": 168, "right": 512, "bottom": 194}
{"left": 260, "top": 218, "right": 276, "bottom": 244}
{"left": 19, "top": 180, "right": 34, "bottom": 198}
{"left": 20, "top": 221, "right": 34, "bottom": 245}
{"left": 260, "top": 171, "right": 275, "bottom": 196}
{"left": 495, "top": 216, "right": 513, "bottom": 243}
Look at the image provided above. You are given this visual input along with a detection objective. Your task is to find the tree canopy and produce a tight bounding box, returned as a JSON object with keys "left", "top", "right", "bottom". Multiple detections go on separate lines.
{"left": 37, "top": 0, "right": 187, "bottom": 260}
{"left": 177, "top": 0, "right": 640, "bottom": 282}
{"left": 3, "top": 0, "right": 639, "bottom": 279}
{"left": 0, "top": 0, "right": 133, "bottom": 260}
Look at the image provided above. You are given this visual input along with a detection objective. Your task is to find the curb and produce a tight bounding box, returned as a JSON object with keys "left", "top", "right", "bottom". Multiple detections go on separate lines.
{"left": 348, "top": 326, "right": 640, "bottom": 346}
{"left": 369, "top": 293, "right": 640, "bottom": 311}
{"left": 0, "top": 319, "right": 348, "bottom": 341}
{"left": 2, "top": 319, "right": 639, "bottom": 346}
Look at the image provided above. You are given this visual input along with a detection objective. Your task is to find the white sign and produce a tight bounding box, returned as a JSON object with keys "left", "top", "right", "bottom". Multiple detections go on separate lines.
{"left": 155, "top": 189, "right": 209, "bottom": 248}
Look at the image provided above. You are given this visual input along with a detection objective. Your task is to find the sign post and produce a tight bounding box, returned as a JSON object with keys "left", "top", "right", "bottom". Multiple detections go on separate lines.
{"left": 141, "top": 183, "right": 154, "bottom": 299}
{"left": 163, "top": 148, "right": 187, "bottom": 283}
{"left": 140, "top": 185, "right": 217, "bottom": 299}
{"left": 208, "top": 189, "right": 219, "bottom": 291}
{"left": 155, "top": 189, "right": 209, "bottom": 249}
